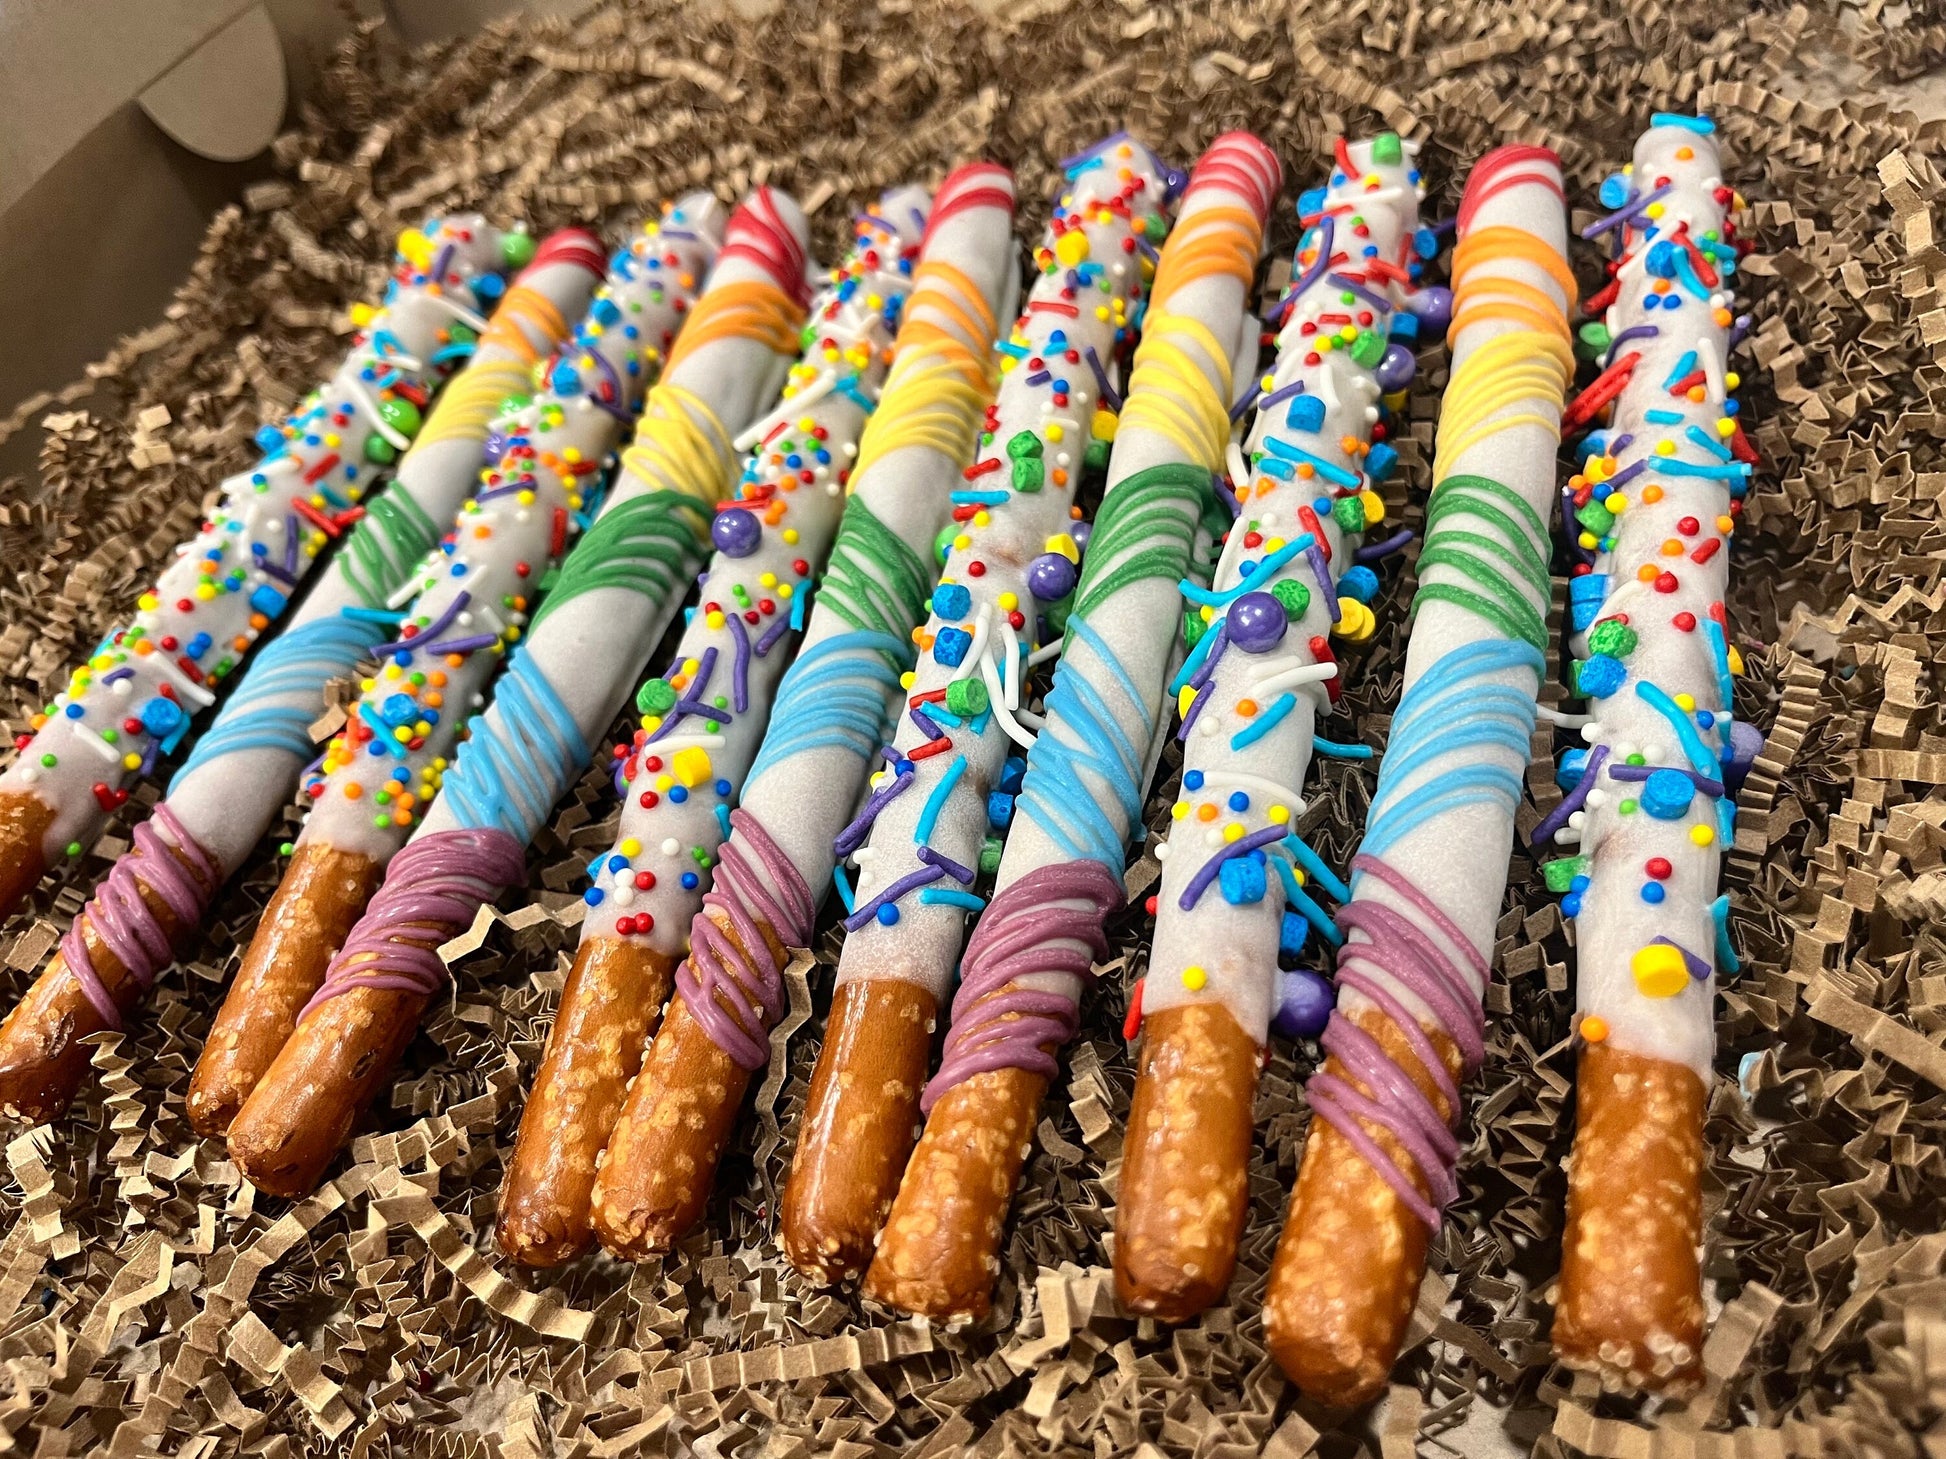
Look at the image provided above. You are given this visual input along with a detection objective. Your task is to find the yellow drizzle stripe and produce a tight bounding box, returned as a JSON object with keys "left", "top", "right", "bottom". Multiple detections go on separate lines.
{"left": 851, "top": 259, "right": 1000, "bottom": 486}
{"left": 1114, "top": 198, "right": 1265, "bottom": 472}
{"left": 479, "top": 283, "right": 571, "bottom": 358}
{"left": 1119, "top": 314, "right": 1235, "bottom": 470}
{"left": 411, "top": 359, "right": 538, "bottom": 452}
{"left": 618, "top": 383, "right": 738, "bottom": 511}
{"left": 619, "top": 276, "right": 806, "bottom": 509}
{"left": 1432, "top": 224, "right": 1575, "bottom": 485}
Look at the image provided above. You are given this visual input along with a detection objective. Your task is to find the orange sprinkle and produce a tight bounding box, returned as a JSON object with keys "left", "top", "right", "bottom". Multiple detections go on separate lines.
{"left": 1641, "top": 484, "right": 1664, "bottom": 504}
{"left": 1196, "top": 803, "right": 1218, "bottom": 822}
{"left": 1661, "top": 539, "right": 1684, "bottom": 556}
{"left": 1636, "top": 564, "right": 1659, "bottom": 583}
{"left": 1051, "top": 469, "right": 1069, "bottom": 488}
{"left": 1236, "top": 698, "right": 1259, "bottom": 717}
{"left": 1580, "top": 1014, "right": 1609, "bottom": 1043}
{"left": 345, "top": 783, "right": 363, "bottom": 801}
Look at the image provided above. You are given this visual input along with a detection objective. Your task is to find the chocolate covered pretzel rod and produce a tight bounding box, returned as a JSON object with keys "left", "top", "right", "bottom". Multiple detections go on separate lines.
{"left": 224, "top": 191, "right": 814, "bottom": 1196}
{"left": 184, "top": 198, "right": 724, "bottom": 1136}
{"left": 494, "top": 166, "right": 1017, "bottom": 1268}
{"left": 0, "top": 218, "right": 535, "bottom": 920}
{"left": 779, "top": 135, "right": 1185, "bottom": 1285}
{"left": 1263, "top": 145, "right": 1576, "bottom": 1405}
{"left": 1549, "top": 116, "right": 1753, "bottom": 1393}
{"left": 1096, "top": 136, "right": 1432, "bottom": 1330}
{"left": 860, "top": 133, "right": 1281, "bottom": 1323}
{"left": 0, "top": 229, "right": 607, "bottom": 1124}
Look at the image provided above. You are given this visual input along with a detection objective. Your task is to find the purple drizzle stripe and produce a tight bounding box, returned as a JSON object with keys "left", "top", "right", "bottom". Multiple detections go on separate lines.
{"left": 1529, "top": 744, "right": 1608, "bottom": 847}
{"left": 922, "top": 859, "right": 1123, "bottom": 1112}
{"left": 728, "top": 613, "right": 752, "bottom": 714}
{"left": 676, "top": 808, "right": 817, "bottom": 1070}
{"left": 299, "top": 827, "right": 526, "bottom": 1019}
{"left": 1307, "top": 852, "right": 1490, "bottom": 1230}
{"left": 62, "top": 802, "right": 219, "bottom": 1031}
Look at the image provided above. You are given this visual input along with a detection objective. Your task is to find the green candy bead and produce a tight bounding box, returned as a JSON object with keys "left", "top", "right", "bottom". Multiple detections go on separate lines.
{"left": 1578, "top": 321, "right": 1612, "bottom": 358}
{"left": 500, "top": 231, "right": 537, "bottom": 270}
{"left": 1006, "top": 430, "right": 1043, "bottom": 460}
{"left": 1587, "top": 620, "right": 1639, "bottom": 658}
{"left": 1271, "top": 579, "right": 1311, "bottom": 619}
{"left": 979, "top": 834, "right": 1005, "bottom": 875}
{"left": 364, "top": 434, "right": 398, "bottom": 465}
{"left": 1575, "top": 500, "right": 1615, "bottom": 535}
{"left": 636, "top": 678, "right": 678, "bottom": 716}
{"left": 1349, "top": 328, "right": 1388, "bottom": 369}
{"left": 1084, "top": 436, "right": 1111, "bottom": 472}
{"left": 379, "top": 397, "right": 423, "bottom": 439}
{"left": 1543, "top": 855, "right": 1590, "bottom": 893}
{"left": 934, "top": 522, "right": 960, "bottom": 565}
{"left": 1182, "top": 609, "right": 1207, "bottom": 651}
{"left": 1011, "top": 458, "right": 1043, "bottom": 494}
{"left": 1332, "top": 495, "right": 1366, "bottom": 536}
{"left": 1372, "top": 132, "right": 1403, "bottom": 166}
{"left": 946, "top": 678, "right": 989, "bottom": 716}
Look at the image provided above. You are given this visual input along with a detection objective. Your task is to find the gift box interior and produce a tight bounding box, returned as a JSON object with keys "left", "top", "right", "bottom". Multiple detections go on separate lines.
{"left": 2, "top": 1, "right": 1946, "bottom": 1455}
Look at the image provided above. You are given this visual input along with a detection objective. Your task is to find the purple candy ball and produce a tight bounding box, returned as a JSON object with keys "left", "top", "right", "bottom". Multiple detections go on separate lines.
{"left": 1723, "top": 719, "right": 1764, "bottom": 794}
{"left": 1072, "top": 521, "right": 1093, "bottom": 555}
{"left": 482, "top": 428, "right": 515, "bottom": 466}
{"left": 1228, "top": 590, "right": 1288, "bottom": 653}
{"left": 711, "top": 506, "right": 762, "bottom": 558}
{"left": 1027, "top": 552, "right": 1078, "bottom": 601}
{"left": 1407, "top": 284, "right": 1453, "bottom": 336}
{"left": 1376, "top": 342, "right": 1417, "bottom": 394}
{"left": 1272, "top": 968, "right": 1334, "bottom": 1040}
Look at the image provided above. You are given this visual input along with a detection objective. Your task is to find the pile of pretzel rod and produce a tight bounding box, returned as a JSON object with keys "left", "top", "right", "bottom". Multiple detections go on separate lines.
{"left": 0, "top": 117, "right": 1755, "bottom": 1403}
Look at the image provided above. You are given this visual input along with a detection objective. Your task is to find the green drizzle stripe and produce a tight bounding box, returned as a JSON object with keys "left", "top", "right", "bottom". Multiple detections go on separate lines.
{"left": 816, "top": 495, "right": 931, "bottom": 669}
{"left": 528, "top": 489, "right": 710, "bottom": 630}
{"left": 1070, "top": 462, "right": 1217, "bottom": 626}
{"left": 1411, "top": 473, "right": 1552, "bottom": 652}
{"left": 342, "top": 487, "right": 441, "bottom": 610}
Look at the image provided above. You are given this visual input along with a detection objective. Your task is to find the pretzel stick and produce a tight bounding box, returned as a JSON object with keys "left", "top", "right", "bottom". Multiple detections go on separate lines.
{"left": 860, "top": 133, "right": 1281, "bottom": 1323}
{"left": 779, "top": 135, "right": 1186, "bottom": 1286}
{"left": 225, "top": 192, "right": 814, "bottom": 1195}
{"left": 1551, "top": 114, "right": 1753, "bottom": 1394}
{"left": 1262, "top": 144, "right": 1575, "bottom": 1406}
{"left": 0, "top": 217, "right": 537, "bottom": 918}
{"left": 185, "top": 198, "right": 723, "bottom": 1136}
{"left": 495, "top": 165, "right": 1016, "bottom": 1267}
{"left": 0, "top": 230, "right": 606, "bottom": 1123}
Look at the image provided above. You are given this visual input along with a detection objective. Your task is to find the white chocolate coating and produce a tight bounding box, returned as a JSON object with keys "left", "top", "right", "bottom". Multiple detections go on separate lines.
{"left": 1147, "top": 138, "right": 1425, "bottom": 1042}
{"left": 296, "top": 198, "right": 726, "bottom": 864}
{"left": 621, "top": 173, "right": 1021, "bottom": 948}
{"left": 2, "top": 217, "right": 515, "bottom": 868}
{"left": 408, "top": 191, "right": 816, "bottom": 848}
{"left": 578, "top": 187, "right": 935, "bottom": 954}
{"left": 1330, "top": 155, "right": 1574, "bottom": 1048}
{"left": 160, "top": 239, "right": 621, "bottom": 875}
{"left": 1559, "top": 121, "right": 1747, "bottom": 1085}
{"left": 830, "top": 139, "right": 1178, "bottom": 1000}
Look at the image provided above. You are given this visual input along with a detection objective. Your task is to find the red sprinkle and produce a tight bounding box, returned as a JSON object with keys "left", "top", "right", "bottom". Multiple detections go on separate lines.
{"left": 906, "top": 737, "right": 955, "bottom": 763}
{"left": 1122, "top": 976, "right": 1146, "bottom": 1042}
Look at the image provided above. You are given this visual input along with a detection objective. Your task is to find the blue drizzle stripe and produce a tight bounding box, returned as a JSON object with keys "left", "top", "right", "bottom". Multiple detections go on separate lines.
{"left": 1359, "top": 638, "right": 1546, "bottom": 861}
{"left": 441, "top": 647, "right": 589, "bottom": 841}
{"left": 170, "top": 615, "right": 386, "bottom": 790}
{"left": 746, "top": 629, "right": 910, "bottom": 786}
{"left": 1014, "top": 614, "right": 1149, "bottom": 869}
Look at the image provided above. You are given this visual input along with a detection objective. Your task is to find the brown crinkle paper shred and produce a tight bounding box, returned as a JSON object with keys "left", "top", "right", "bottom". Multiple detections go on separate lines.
{"left": 3, "top": 0, "right": 1946, "bottom": 1453}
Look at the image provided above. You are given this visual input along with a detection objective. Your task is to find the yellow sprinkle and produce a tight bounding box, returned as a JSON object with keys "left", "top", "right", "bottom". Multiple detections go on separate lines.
{"left": 1181, "top": 965, "right": 1208, "bottom": 992}
{"left": 1222, "top": 823, "right": 1245, "bottom": 843}
{"left": 1267, "top": 804, "right": 1290, "bottom": 825}
{"left": 1631, "top": 943, "right": 1688, "bottom": 998}
{"left": 1690, "top": 824, "right": 1716, "bottom": 847}
{"left": 621, "top": 838, "right": 641, "bottom": 857}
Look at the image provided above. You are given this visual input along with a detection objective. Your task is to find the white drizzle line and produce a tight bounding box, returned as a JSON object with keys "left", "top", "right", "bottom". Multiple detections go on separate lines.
{"left": 424, "top": 291, "right": 492, "bottom": 334}
{"left": 146, "top": 655, "right": 218, "bottom": 708}
{"left": 997, "top": 616, "right": 1023, "bottom": 711}
{"left": 646, "top": 733, "right": 729, "bottom": 756}
{"left": 71, "top": 720, "right": 124, "bottom": 764}
{"left": 981, "top": 654, "right": 1037, "bottom": 749}
{"left": 345, "top": 376, "right": 413, "bottom": 450}
{"left": 1247, "top": 660, "right": 1339, "bottom": 697}
{"left": 1697, "top": 333, "right": 1726, "bottom": 402}
{"left": 1192, "top": 767, "right": 1307, "bottom": 816}
{"left": 951, "top": 601, "right": 992, "bottom": 685}
{"left": 1027, "top": 639, "right": 1063, "bottom": 668}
